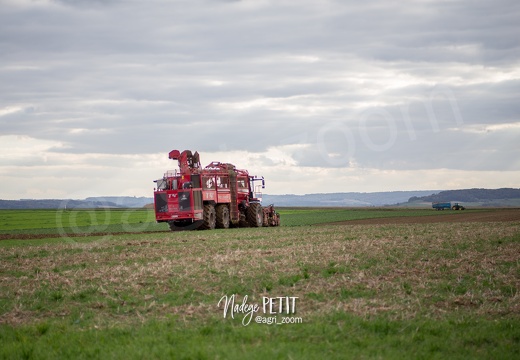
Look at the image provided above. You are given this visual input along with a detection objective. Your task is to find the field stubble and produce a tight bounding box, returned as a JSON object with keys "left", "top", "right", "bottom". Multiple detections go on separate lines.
{"left": 1, "top": 220, "right": 519, "bottom": 328}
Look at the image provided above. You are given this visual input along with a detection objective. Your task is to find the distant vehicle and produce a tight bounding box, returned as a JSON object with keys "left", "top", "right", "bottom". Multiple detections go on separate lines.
{"left": 432, "top": 202, "right": 465, "bottom": 210}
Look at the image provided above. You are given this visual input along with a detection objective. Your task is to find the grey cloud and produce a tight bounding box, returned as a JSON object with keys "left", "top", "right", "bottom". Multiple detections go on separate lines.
{"left": 1, "top": 0, "right": 519, "bottom": 174}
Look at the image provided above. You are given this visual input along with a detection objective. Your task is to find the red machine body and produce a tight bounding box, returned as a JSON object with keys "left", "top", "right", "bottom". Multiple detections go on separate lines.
{"left": 154, "top": 149, "right": 280, "bottom": 230}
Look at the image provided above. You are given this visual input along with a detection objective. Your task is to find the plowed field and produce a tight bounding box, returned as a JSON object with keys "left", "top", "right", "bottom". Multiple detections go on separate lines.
{"left": 321, "top": 208, "right": 520, "bottom": 226}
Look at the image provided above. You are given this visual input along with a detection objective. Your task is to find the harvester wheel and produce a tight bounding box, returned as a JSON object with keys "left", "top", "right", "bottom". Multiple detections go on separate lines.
{"left": 247, "top": 203, "right": 263, "bottom": 227}
{"left": 201, "top": 204, "right": 216, "bottom": 230}
{"left": 168, "top": 221, "right": 184, "bottom": 231}
{"left": 238, "top": 213, "right": 249, "bottom": 228}
{"left": 168, "top": 220, "right": 202, "bottom": 231}
{"left": 216, "top": 204, "right": 230, "bottom": 229}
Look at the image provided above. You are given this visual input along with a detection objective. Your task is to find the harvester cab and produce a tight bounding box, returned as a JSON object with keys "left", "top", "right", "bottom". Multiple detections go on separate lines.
{"left": 249, "top": 176, "right": 265, "bottom": 202}
{"left": 153, "top": 149, "right": 280, "bottom": 231}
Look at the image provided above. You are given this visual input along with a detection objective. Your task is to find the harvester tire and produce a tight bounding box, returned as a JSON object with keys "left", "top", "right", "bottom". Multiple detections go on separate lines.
{"left": 238, "top": 213, "right": 249, "bottom": 228}
{"left": 168, "top": 221, "right": 185, "bottom": 231}
{"left": 247, "top": 203, "right": 263, "bottom": 227}
{"left": 201, "top": 204, "right": 216, "bottom": 230}
{"left": 168, "top": 220, "right": 202, "bottom": 231}
{"left": 216, "top": 204, "right": 230, "bottom": 229}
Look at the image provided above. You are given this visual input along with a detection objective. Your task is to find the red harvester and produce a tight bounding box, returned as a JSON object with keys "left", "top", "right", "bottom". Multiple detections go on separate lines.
{"left": 153, "top": 149, "right": 280, "bottom": 231}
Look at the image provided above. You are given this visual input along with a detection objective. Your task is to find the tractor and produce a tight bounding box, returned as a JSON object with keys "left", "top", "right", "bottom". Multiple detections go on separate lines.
{"left": 432, "top": 202, "right": 465, "bottom": 210}
{"left": 153, "top": 149, "right": 280, "bottom": 231}
{"left": 451, "top": 202, "right": 465, "bottom": 210}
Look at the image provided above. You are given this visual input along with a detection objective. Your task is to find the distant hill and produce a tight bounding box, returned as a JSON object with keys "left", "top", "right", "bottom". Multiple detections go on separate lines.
{"left": 0, "top": 192, "right": 438, "bottom": 209}
{"left": 407, "top": 188, "right": 520, "bottom": 207}
{"left": 261, "top": 191, "right": 439, "bottom": 207}
{"left": 85, "top": 196, "right": 152, "bottom": 208}
{"left": 0, "top": 196, "right": 153, "bottom": 210}
{"left": 2, "top": 189, "right": 519, "bottom": 209}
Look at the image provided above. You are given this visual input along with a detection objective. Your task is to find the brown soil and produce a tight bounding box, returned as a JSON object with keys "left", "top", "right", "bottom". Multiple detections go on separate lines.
{"left": 320, "top": 208, "right": 520, "bottom": 226}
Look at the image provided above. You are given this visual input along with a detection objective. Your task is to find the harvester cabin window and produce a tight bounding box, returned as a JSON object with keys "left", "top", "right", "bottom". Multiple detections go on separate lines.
{"left": 156, "top": 178, "right": 168, "bottom": 191}
{"left": 216, "top": 176, "right": 229, "bottom": 189}
{"left": 237, "top": 177, "right": 248, "bottom": 193}
{"left": 202, "top": 176, "right": 215, "bottom": 190}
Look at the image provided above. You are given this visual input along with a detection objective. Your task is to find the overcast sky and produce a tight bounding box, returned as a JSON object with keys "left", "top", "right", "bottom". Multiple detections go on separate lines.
{"left": 1, "top": 0, "right": 519, "bottom": 199}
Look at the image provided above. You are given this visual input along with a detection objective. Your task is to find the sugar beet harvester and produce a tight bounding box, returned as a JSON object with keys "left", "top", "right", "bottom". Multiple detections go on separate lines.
{"left": 153, "top": 150, "right": 280, "bottom": 231}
